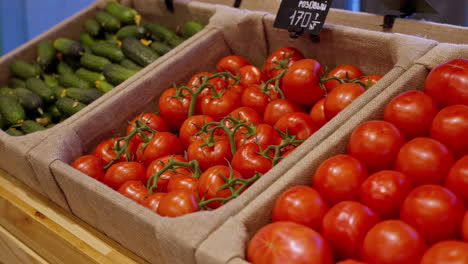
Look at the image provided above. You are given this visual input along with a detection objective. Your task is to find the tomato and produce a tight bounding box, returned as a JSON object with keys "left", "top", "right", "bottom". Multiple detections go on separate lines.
{"left": 187, "top": 137, "right": 232, "bottom": 171}
{"left": 274, "top": 112, "right": 318, "bottom": 140}
{"left": 272, "top": 186, "right": 329, "bottom": 231}
{"left": 139, "top": 132, "right": 184, "bottom": 167}
{"left": 227, "top": 106, "right": 263, "bottom": 127}
{"left": 198, "top": 165, "right": 244, "bottom": 209}
{"left": 445, "top": 156, "right": 468, "bottom": 206}
{"left": 309, "top": 98, "right": 328, "bottom": 128}
{"left": 347, "top": 120, "right": 406, "bottom": 173}
{"left": 263, "top": 46, "right": 305, "bottom": 80}
{"left": 312, "top": 154, "right": 368, "bottom": 205}
{"left": 235, "top": 123, "right": 281, "bottom": 150}
{"left": 247, "top": 221, "right": 334, "bottom": 264}
{"left": 231, "top": 142, "right": 272, "bottom": 179}
{"left": 264, "top": 99, "right": 305, "bottom": 126}
{"left": 336, "top": 260, "right": 366, "bottom": 264}
{"left": 118, "top": 180, "right": 148, "bottom": 204}
{"left": 156, "top": 189, "right": 199, "bottom": 217}
{"left": 282, "top": 59, "right": 325, "bottom": 105}
{"left": 93, "top": 137, "right": 138, "bottom": 164}
{"left": 104, "top": 162, "right": 146, "bottom": 190}
{"left": 463, "top": 211, "right": 468, "bottom": 242}
{"left": 146, "top": 155, "right": 191, "bottom": 192}
{"left": 239, "top": 65, "right": 266, "bottom": 86}
{"left": 179, "top": 115, "right": 215, "bottom": 148}
{"left": 166, "top": 174, "right": 199, "bottom": 193}
{"left": 424, "top": 58, "right": 468, "bottom": 107}
{"left": 140, "top": 192, "right": 166, "bottom": 213}
{"left": 361, "top": 220, "right": 427, "bottom": 264}
{"left": 241, "top": 83, "right": 280, "bottom": 117}
{"left": 323, "top": 64, "right": 363, "bottom": 93}
{"left": 400, "top": 184, "right": 465, "bottom": 244}
{"left": 188, "top": 72, "right": 227, "bottom": 91}
{"left": 71, "top": 155, "right": 105, "bottom": 181}
{"left": 324, "top": 83, "right": 366, "bottom": 120}
{"left": 216, "top": 55, "right": 250, "bottom": 74}
{"left": 158, "top": 87, "right": 191, "bottom": 129}
{"left": 359, "top": 170, "right": 413, "bottom": 219}
{"left": 358, "top": 74, "right": 383, "bottom": 87}
{"left": 420, "top": 240, "right": 468, "bottom": 264}
{"left": 227, "top": 83, "right": 246, "bottom": 96}
{"left": 200, "top": 89, "right": 241, "bottom": 121}
{"left": 430, "top": 104, "right": 468, "bottom": 158}
{"left": 395, "top": 137, "right": 455, "bottom": 186}
{"left": 321, "top": 201, "right": 380, "bottom": 260}
{"left": 126, "top": 113, "right": 169, "bottom": 145}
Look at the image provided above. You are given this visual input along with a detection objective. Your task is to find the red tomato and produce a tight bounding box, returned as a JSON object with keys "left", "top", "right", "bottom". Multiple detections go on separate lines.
{"left": 323, "top": 64, "right": 364, "bottom": 93}
{"left": 140, "top": 192, "right": 166, "bottom": 213}
{"left": 324, "top": 83, "right": 366, "bottom": 120}
{"left": 264, "top": 99, "right": 305, "bottom": 126}
{"left": 235, "top": 123, "right": 281, "bottom": 150}
{"left": 361, "top": 220, "right": 427, "bottom": 264}
{"left": 71, "top": 155, "right": 105, "bottom": 181}
{"left": 187, "top": 72, "right": 227, "bottom": 96}
{"left": 420, "top": 240, "right": 468, "bottom": 264}
{"left": 400, "top": 184, "right": 465, "bottom": 244}
{"left": 227, "top": 106, "right": 263, "bottom": 127}
{"left": 179, "top": 115, "right": 215, "bottom": 148}
{"left": 158, "top": 87, "right": 191, "bottom": 129}
{"left": 187, "top": 137, "right": 232, "bottom": 171}
{"left": 282, "top": 59, "right": 325, "bottom": 105}
{"left": 312, "top": 154, "right": 368, "bottom": 205}
{"left": 321, "top": 201, "right": 380, "bottom": 260}
{"left": 93, "top": 137, "right": 138, "bottom": 164}
{"left": 166, "top": 174, "right": 199, "bottom": 193}
{"left": 146, "top": 155, "right": 191, "bottom": 193}
{"left": 227, "top": 83, "right": 246, "bottom": 96}
{"left": 309, "top": 98, "right": 328, "bottom": 128}
{"left": 463, "top": 211, "right": 468, "bottom": 242}
{"left": 104, "top": 162, "right": 146, "bottom": 190}
{"left": 126, "top": 113, "right": 169, "bottom": 144}
{"left": 347, "top": 120, "right": 406, "bottom": 173}
{"left": 383, "top": 90, "right": 439, "bottom": 139}
{"left": 239, "top": 65, "right": 266, "bottom": 86}
{"left": 216, "top": 55, "right": 250, "bottom": 74}
{"left": 430, "top": 104, "right": 468, "bottom": 158}
{"left": 118, "top": 180, "right": 148, "bottom": 204}
{"left": 445, "top": 155, "right": 468, "bottom": 206}
{"left": 198, "top": 165, "right": 244, "bottom": 209}
{"left": 359, "top": 170, "right": 413, "bottom": 219}
{"left": 139, "top": 132, "right": 184, "bottom": 167}
{"left": 424, "top": 58, "right": 468, "bottom": 107}
{"left": 263, "top": 46, "right": 305, "bottom": 80}
{"left": 358, "top": 74, "right": 383, "bottom": 87}
{"left": 157, "top": 189, "right": 199, "bottom": 217}
{"left": 241, "top": 83, "right": 280, "bottom": 117}
{"left": 247, "top": 221, "right": 334, "bottom": 264}
{"left": 200, "top": 89, "right": 241, "bottom": 121}
{"left": 395, "top": 137, "right": 455, "bottom": 186}
{"left": 274, "top": 112, "right": 318, "bottom": 140}
{"left": 336, "top": 260, "right": 367, "bottom": 264}
{"left": 272, "top": 186, "right": 329, "bottom": 231}
{"left": 231, "top": 142, "right": 272, "bottom": 179}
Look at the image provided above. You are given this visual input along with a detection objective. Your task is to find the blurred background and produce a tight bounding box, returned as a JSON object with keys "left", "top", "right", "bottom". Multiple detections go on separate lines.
{"left": 0, "top": 0, "right": 467, "bottom": 55}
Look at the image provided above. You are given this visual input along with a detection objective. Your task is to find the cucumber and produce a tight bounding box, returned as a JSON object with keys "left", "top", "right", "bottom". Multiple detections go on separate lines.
{"left": 79, "top": 33, "right": 95, "bottom": 48}
{"left": 65, "top": 88, "right": 103, "bottom": 104}
{"left": 95, "top": 80, "right": 114, "bottom": 93}
{"left": 63, "top": 55, "right": 82, "bottom": 70}
{"left": 0, "top": 87, "right": 13, "bottom": 96}
{"left": 95, "top": 11, "right": 121, "bottom": 33}
{"left": 45, "top": 123, "right": 55, "bottom": 129}
{"left": 5, "top": 127, "right": 24, "bottom": 136}
{"left": 47, "top": 105, "right": 62, "bottom": 122}
{"left": 21, "top": 120, "right": 46, "bottom": 134}
{"left": 59, "top": 72, "right": 91, "bottom": 89}
{"left": 10, "top": 60, "right": 41, "bottom": 79}
{"left": 121, "top": 37, "right": 159, "bottom": 67}
{"left": 37, "top": 41, "right": 56, "bottom": 71}
{"left": 0, "top": 113, "right": 4, "bottom": 129}
{"left": 25, "top": 78, "right": 56, "bottom": 103}
{"left": 0, "top": 95, "right": 26, "bottom": 125}
{"left": 91, "top": 42, "right": 124, "bottom": 62}
{"left": 55, "top": 97, "right": 86, "bottom": 117}
{"left": 120, "top": 59, "right": 142, "bottom": 70}
{"left": 80, "top": 53, "right": 111, "bottom": 72}
{"left": 104, "top": 1, "right": 140, "bottom": 25}
{"left": 51, "top": 85, "right": 66, "bottom": 99}
{"left": 9, "top": 78, "right": 26, "bottom": 88}
{"left": 75, "top": 68, "right": 105, "bottom": 84}
{"left": 116, "top": 25, "right": 147, "bottom": 40}
{"left": 145, "top": 23, "right": 177, "bottom": 42}
{"left": 150, "top": 41, "right": 171, "bottom": 55}
{"left": 84, "top": 18, "right": 101, "bottom": 36}
{"left": 167, "top": 36, "right": 184, "bottom": 47}
{"left": 13, "top": 88, "right": 44, "bottom": 113}
{"left": 53, "top": 38, "right": 84, "bottom": 56}
{"left": 183, "top": 20, "right": 204, "bottom": 38}
{"left": 103, "top": 64, "right": 138, "bottom": 85}
{"left": 43, "top": 74, "right": 59, "bottom": 87}
{"left": 57, "top": 61, "right": 74, "bottom": 75}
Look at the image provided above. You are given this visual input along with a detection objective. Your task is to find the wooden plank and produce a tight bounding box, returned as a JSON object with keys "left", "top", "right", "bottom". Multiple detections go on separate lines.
{"left": 0, "top": 224, "right": 48, "bottom": 264}
{"left": 0, "top": 169, "right": 148, "bottom": 264}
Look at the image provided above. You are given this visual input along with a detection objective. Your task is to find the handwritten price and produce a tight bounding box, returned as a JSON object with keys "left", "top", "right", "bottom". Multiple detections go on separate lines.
{"left": 289, "top": 10, "right": 321, "bottom": 30}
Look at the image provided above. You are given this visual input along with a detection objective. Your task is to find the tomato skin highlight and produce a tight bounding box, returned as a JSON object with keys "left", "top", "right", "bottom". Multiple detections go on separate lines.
{"left": 71, "top": 155, "right": 105, "bottom": 181}
{"left": 118, "top": 180, "right": 148, "bottom": 204}
{"left": 156, "top": 189, "right": 199, "bottom": 217}
{"left": 420, "top": 240, "right": 468, "bottom": 264}
{"left": 140, "top": 193, "right": 166, "bottom": 213}
{"left": 216, "top": 55, "right": 250, "bottom": 74}
{"left": 324, "top": 83, "right": 365, "bottom": 120}
{"left": 104, "top": 162, "right": 146, "bottom": 190}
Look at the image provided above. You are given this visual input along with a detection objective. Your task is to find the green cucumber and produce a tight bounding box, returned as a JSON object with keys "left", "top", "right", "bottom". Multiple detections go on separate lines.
{"left": 47, "top": 105, "right": 62, "bottom": 122}
{"left": 25, "top": 78, "right": 56, "bottom": 103}
{"left": 0, "top": 113, "right": 4, "bottom": 129}
{"left": 13, "top": 88, "right": 44, "bottom": 113}
{"left": 59, "top": 72, "right": 91, "bottom": 89}
{"left": 53, "top": 38, "right": 84, "bottom": 56}
{"left": 65, "top": 88, "right": 103, "bottom": 104}
{"left": 183, "top": 20, "right": 204, "bottom": 38}
{"left": 84, "top": 18, "right": 101, "bottom": 36}
{"left": 121, "top": 37, "right": 159, "bottom": 67}
{"left": 37, "top": 41, "right": 56, "bottom": 71}
{"left": 45, "top": 123, "right": 55, "bottom": 129}
{"left": 75, "top": 68, "right": 105, "bottom": 84}
{"left": 95, "top": 80, "right": 114, "bottom": 93}
{"left": 145, "top": 23, "right": 177, "bottom": 42}
{"left": 116, "top": 25, "right": 147, "bottom": 40}
{"left": 80, "top": 53, "right": 111, "bottom": 72}
{"left": 55, "top": 97, "right": 86, "bottom": 117}
{"left": 150, "top": 41, "right": 171, "bottom": 55}
{"left": 9, "top": 78, "right": 26, "bottom": 88}
{"left": 5, "top": 127, "right": 24, "bottom": 136}
{"left": 120, "top": 59, "right": 142, "bottom": 70}
{"left": 91, "top": 42, "right": 124, "bottom": 62}
{"left": 63, "top": 55, "right": 82, "bottom": 70}
{"left": 95, "top": 11, "right": 121, "bottom": 33}
{"left": 167, "top": 36, "right": 184, "bottom": 47}
{"left": 0, "top": 95, "right": 26, "bottom": 125}
{"left": 0, "top": 87, "right": 13, "bottom": 96}
{"left": 57, "top": 61, "right": 74, "bottom": 75}
{"left": 79, "top": 33, "right": 95, "bottom": 48}
{"left": 10, "top": 60, "right": 41, "bottom": 79}
{"left": 104, "top": 1, "right": 140, "bottom": 25}
{"left": 51, "top": 85, "right": 66, "bottom": 99}
{"left": 43, "top": 74, "right": 59, "bottom": 87}
{"left": 103, "top": 64, "right": 138, "bottom": 85}
{"left": 21, "top": 120, "right": 46, "bottom": 134}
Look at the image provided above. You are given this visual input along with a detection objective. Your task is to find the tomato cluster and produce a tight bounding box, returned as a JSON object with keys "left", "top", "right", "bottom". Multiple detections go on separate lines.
{"left": 247, "top": 58, "right": 468, "bottom": 264}
{"left": 70, "top": 46, "right": 381, "bottom": 218}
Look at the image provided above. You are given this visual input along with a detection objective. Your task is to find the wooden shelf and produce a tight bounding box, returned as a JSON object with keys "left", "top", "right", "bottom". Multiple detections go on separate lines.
{"left": 0, "top": 169, "right": 148, "bottom": 264}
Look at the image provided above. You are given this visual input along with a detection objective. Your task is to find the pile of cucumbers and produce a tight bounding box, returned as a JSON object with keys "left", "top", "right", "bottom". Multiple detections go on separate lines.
{"left": 0, "top": 1, "right": 204, "bottom": 136}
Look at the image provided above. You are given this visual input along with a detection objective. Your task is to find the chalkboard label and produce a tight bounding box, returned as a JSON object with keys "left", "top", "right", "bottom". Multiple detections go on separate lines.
{"left": 274, "top": 0, "right": 333, "bottom": 35}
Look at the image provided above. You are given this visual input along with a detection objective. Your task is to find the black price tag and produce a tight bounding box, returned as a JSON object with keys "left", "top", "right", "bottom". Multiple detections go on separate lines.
{"left": 274, "top": 0, "right": 333, "bottom": 36}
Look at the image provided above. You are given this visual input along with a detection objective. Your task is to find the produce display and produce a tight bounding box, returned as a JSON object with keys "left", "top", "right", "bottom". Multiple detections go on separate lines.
{"left": 0, "top": 1, "right": 204, "bottom": 136}
{"left": 247, "top": 58, "right": 468, "bottom": 264}
{"left": 70, "top": 46, "right": 382, "bottom": 217}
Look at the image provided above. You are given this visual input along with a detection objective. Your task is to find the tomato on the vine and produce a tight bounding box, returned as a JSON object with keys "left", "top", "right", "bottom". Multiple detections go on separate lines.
{"left": 234, "top": 123, "right": 281, "bottom": 150}
{"left": 239, "top": 65, "right": 266, "bottom": 86}
{"left": 227, "top": 106, "right": 263, "bottom": 127}
{"left": 187, "top": 137, "right": 232, "bottom": 171}
{"left": 282, "top": 59, "right": 324, "bottom": 105}
{"left": 146, "top": 155, "right": 192, "bottom": 193}
{"left": 157, "top": 189, "right": 199, "bottom": 217}
{"left": 323, "top": 64, "right": 363, "bottom": 93}
{"left": 274, "top": 112, "right": 318, "bottom": 141}
{"left": 241, "top": 83, "right": 280, "bottom": 117}
{"left": 231, "top": 142, "right": 272, "bottom": 179}
{"left": 140, "top": 193, "right": 166, "bottom": 213}
{"left": 179, "top": 115, "right": 216, "bottom": 148}
{"left": 118, "top": 180, "right": 148, "bottom": 204}
{"left": 445, "top": 155, "right": 468, "bottom": 206}
{"left": 104, "top": 162, "right": 146, "bottom": 190}
{"left": 158, "top": 87, "right": 191, "bottom": 129}
{"left": 93, "top": 137, "right": 138, "bottom": 164}
{"left": 336, "top": 260, "right": 366, "bottom": 264}
{"left": 309, "top": 98, "right": 328, "bottom": 128}
{"left": 200, "top": 89, "right": 241, "bottom": 121}
{"left": 188, "top": 72, "right": 227, "bottom": 91}
{"left": 126, "top": 113, "right": 169, "bottom": 145}
{"left": 324, "top": 82, "right": 365, "bottom": 120}
{"left": 216, "top": 55, "right": 250, "bottom": 74}
{"left": 166, "top": 174, "right": 199, "bottom": 193}
{"left": 71, "top": 155, "right": 105, "bottom": 181}
{"left": 263, "top": 46, "right": 305, "bottom": 80}
{"left": 139, "top": 132, "right": 184, "bottom": 166}
{"left": 463, "top": 211, "right": 468, "bottom": 242}
{"left": 420, "top": 240, "right": 468, "bottom": 264}
{"left": 263, "top": 99, "right": 305, "bottom": 126}
{"left": 358, "top": 74, "right": 383, "bottom": 88}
